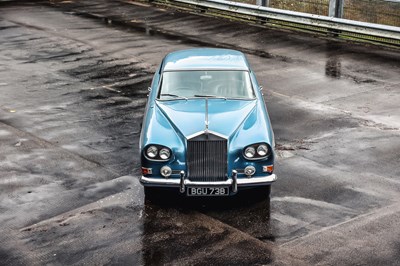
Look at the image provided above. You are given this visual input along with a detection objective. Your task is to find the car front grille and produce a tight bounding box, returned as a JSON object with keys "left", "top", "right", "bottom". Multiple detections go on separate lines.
{"left": 187, "top": 134, "right": 227, "bottom": 182}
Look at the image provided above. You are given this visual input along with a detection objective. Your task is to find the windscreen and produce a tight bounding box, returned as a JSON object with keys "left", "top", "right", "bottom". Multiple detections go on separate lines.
{"left": 158, "top": 70, "right": 255, "bottom": 100}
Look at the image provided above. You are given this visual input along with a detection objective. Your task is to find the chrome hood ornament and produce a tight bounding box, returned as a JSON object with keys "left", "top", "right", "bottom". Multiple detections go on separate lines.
{"left": 205, "top": 98, "right": 209, "bottom": 133}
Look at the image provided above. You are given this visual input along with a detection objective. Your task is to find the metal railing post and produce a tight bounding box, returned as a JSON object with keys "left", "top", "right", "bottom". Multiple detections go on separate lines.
{"left": 256, "top": 0, "right": 269, "bottom": 7}
{"left": 329, "top": 0, "right": 344, "bottom": 18}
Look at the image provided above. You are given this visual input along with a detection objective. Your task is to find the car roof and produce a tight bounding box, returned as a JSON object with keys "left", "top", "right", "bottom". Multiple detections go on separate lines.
{"left": 162, "top": 48, "right": 250, "bottom": 72}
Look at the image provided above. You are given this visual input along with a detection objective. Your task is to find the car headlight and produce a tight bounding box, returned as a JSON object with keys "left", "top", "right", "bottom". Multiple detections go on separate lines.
{"left": 146, "top": 146, "right": 158, "bottom": 158}
{"left": 144, "top": 145, "right": 172, "bottom": 161}
{"left": 159, "top": 148, "right": 171, "bottom": 160}
{"left": 243, "top": 143, "right": 271, "bottom": 160}
{"left": 257, "top": 144, "right": 268, "bottom": 156}
{"left": 244, "top": 147, "right": 255, "bottom": 158}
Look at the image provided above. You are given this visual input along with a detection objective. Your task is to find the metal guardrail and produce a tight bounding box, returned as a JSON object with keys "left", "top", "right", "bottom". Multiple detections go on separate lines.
{"left": 254, "top": 0, "right": 400, "bottom": 28}
{"left": 153, "top": 0, "right": 400, "bottom": 47}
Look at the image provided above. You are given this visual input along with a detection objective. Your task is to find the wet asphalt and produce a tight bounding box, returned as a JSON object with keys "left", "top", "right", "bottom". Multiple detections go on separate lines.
{"left": 0, "top": 0, "right": 400, "bottom": 265}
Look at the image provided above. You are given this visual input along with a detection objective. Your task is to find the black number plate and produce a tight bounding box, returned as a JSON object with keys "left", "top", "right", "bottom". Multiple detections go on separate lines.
{"left": 187, "top": 187, "right": 229, "bottom": 196}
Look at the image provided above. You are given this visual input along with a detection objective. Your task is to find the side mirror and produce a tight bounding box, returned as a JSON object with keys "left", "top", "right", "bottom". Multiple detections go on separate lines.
{"left": 148, "top": 87, "right": 152, "bottom": 92}
{"left": 259, "top": 86, "right": 263, "bottom": 91}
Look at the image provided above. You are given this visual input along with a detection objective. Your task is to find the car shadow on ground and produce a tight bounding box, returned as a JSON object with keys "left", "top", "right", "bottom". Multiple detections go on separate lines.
{"left": 144, "top": 187, "right": 271, "bottom": 211}
{"left": 140, "top": 187, "right": 273, "bottom": 264}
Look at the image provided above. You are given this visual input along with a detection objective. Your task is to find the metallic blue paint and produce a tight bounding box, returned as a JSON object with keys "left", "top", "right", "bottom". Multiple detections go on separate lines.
{"left": 139, "top": 48, "right": 276, "bottom": 189}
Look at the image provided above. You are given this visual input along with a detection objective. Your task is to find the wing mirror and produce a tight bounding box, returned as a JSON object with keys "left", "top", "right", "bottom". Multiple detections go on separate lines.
{"left": 259, "top": 86, "right": 263, "bottom": 91}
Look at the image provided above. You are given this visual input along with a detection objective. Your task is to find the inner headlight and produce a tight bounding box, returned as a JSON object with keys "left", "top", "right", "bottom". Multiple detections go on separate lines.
{"left": 257, "top": 144, "right": 268, "bottom": 156}
{"left": 159, "top": 148, "right": 170, "bottom": 160}
{"left": 146, "top": 146, "right": 158, "bottom": 158}
{"left": 244, "top": 147, "right": 255, "bottom": 158}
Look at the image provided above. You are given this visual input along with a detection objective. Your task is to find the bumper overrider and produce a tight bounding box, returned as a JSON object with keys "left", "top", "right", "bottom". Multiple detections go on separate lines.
{"left": 140, "top": 170, "right": 277, "bottom": 194}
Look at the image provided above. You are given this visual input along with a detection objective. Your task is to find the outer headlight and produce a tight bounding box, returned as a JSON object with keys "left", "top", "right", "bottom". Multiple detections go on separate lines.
{"left": 244, "top": 147, "right": 255, "bottom": 158}
{"left": 146, "top": 146, "right": 158, "bottom": 158}
{"left": 159, "top": 148, "right": 171, "bottom": 160}
{"left": 257, "top": 144, "right": 268, "bottom": 156}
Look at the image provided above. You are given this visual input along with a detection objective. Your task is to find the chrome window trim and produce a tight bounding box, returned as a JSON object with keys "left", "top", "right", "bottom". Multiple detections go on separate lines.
{"left": 162, "top": 68, "right": 250, "bottom": 72}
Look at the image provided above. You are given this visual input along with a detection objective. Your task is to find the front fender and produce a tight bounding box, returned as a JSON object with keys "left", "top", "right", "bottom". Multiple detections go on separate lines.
{"left": 140, "top": 105, "right": 186, "bottom": 175}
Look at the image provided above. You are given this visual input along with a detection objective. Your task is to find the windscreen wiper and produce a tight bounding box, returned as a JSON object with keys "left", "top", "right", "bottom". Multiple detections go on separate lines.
{"left": 160, "top": 93, "right": 187, "bottom": 100}
{"left": 193, "top": 94, "right": 226, "bottom": 100}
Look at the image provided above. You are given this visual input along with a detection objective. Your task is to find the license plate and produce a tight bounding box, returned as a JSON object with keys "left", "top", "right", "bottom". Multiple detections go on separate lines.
{"left": 187, "top": 187, "right": 229, "bottom": 196}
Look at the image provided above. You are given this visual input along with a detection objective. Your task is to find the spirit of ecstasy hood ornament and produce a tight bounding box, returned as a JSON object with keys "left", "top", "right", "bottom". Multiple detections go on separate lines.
{"left": 205, "top": 97, "right": 209, "bottom": 133}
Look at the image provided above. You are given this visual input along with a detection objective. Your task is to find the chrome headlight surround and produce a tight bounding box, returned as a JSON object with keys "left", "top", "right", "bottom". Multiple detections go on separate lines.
{"left": 257, "top": 144, "right": 268, "bottom": 157}
{"left": 244, "top": 146, "right": 256, "bottom": 158}
{"left": 243, "top": 143, "right": 271, "bottom": 160}
{"left": 146, "top": 146, "right": 158, "bottom": 158}
{"left": 159, "top": 148, "right": 171, "bottom": 160}
{"left": 143, "top": 144, "right": 172, "bottom": 161}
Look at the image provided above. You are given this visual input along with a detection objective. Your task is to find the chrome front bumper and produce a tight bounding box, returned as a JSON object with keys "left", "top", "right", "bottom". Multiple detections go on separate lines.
{"left": 140, "top": 172, "right": 277, "bottom": 193}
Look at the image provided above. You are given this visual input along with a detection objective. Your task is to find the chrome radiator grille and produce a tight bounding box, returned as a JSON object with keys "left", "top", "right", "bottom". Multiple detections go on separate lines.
{"left": 187, "top": 135, "right": 227, "bottom": 182}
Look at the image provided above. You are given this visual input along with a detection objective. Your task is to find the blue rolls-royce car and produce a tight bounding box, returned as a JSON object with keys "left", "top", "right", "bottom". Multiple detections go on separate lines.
{"left": 139, "top": 48, "right": 277, "bottom": 197}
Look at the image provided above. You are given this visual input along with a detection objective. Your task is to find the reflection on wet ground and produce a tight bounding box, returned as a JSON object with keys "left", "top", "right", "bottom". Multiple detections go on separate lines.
{"left": 146, "top": 187, "right": 273, "bottom": 238}
{"left": 325, "top": 56, "right": 341, "bottom": 78}
{"left": 142, "top": 190, "right": 273, "bottom": 265}
{"left": 325, "top": 43, "right": 342, "bottom": 79}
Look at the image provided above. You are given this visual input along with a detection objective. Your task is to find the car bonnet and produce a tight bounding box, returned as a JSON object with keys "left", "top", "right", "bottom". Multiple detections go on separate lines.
{"left": 155, "top": 98, "right": 257, "bottom": 139}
